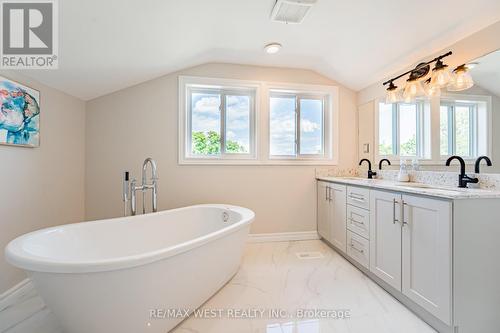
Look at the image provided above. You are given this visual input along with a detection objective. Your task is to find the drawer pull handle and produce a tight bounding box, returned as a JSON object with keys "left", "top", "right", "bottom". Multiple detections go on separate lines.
{"left": 349, "top": 217, "right": 365, "bottom": 226}
{"left": 350, "top": 243, "right": 364, "bottom": 253}
{"left": 348, "top": 195, "right": 365, "bottom": 203}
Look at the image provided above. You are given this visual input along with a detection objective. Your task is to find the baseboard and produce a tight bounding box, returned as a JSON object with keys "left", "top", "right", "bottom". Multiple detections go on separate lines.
{"left": 247, "top": 231, "right": 320, "bottom": 243}
{"left": 0, "top": 279, "right": 46, "bottom": 332}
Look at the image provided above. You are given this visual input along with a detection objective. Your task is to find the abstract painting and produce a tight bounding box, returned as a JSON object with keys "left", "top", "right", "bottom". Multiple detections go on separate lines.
{"left": 0, "top": 76, "right": 40, "bottom": 147}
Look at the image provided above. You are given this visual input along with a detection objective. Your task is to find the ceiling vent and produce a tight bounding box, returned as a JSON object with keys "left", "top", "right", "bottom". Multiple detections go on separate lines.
{"left": 270, "top": 0, "right": 318, "bottom": 24}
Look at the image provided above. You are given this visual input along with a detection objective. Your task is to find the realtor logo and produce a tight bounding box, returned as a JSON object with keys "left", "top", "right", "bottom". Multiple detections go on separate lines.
{"left": 0, "top": 0, "right": 58, "bottom": 69}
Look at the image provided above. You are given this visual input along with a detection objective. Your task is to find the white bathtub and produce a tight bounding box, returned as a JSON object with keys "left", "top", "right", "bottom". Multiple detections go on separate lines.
{"left": 5, "top": 204, "right": 254, "bottom": 333}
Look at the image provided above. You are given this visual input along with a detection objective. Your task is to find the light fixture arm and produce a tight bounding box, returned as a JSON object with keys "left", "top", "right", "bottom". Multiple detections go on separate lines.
{"left": 382, "top": 51, "right": 452, "bottom": 86}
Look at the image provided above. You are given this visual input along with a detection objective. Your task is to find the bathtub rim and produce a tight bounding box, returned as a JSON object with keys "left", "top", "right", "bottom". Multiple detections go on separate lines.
{"left": 5, "top": 204, "right": 254, "bottom": 274}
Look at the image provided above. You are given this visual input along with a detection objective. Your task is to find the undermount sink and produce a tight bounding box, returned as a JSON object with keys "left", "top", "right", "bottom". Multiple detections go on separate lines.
{"left": 394, "top": 182, "right": 433, "bottom": 188}
{"left": 394, "top": 182, "right": 464, "bottom": 193}
{"left": 339, "top": 177, "right": 365, "bottom": 180}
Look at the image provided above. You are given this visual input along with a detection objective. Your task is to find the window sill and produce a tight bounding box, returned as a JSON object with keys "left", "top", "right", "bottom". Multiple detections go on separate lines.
{"left": 377, "top": 158, "right": 480, "bottom": 166}
{"left": 178, "top": 157, "right": 338, "bottom": 166}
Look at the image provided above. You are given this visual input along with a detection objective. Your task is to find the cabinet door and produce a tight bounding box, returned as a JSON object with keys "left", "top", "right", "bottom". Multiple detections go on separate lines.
{"left": 402, "top": 195, "right": 452, "bottom": 325}
{"left": 370, "top": 190, "right": 402, "bottom": 291}
{"left": 317, "top": 181, "right": 331, "bottom": 242}
{"left": 330, "top": 184, "right": 347, "bottom": 253}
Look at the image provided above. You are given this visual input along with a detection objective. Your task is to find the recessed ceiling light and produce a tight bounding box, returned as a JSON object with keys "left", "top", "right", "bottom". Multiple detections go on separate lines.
{"left": 265, "top": 43, "right": 282, "bottom": 54}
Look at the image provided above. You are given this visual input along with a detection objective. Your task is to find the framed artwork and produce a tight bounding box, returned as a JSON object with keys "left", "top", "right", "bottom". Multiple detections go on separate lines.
{"left": 0, "top": 76, "right": 40, "bottom": 147}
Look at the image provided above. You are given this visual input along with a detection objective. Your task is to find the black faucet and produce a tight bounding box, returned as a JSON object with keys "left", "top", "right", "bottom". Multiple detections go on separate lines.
{"left": 474, "top": 156, "right": 492, "bottom": 174}
{"left": 359, "top": 159, "right": 377, "bottom": 179}
{"left": 445, "top": 156, "right": 478, "bottom": 188}
{"left": 379, "top": 159, "right": 391, "bottom": 170}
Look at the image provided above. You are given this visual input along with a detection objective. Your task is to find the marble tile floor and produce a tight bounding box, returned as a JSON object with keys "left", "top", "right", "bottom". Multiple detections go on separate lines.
{"left": 9, "top": 240, "right": 436, "bottom": 333}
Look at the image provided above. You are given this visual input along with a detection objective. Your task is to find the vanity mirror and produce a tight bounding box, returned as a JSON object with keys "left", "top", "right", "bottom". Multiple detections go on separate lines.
{"left": 359, "top": 49, "right": 500, "bottom": 173}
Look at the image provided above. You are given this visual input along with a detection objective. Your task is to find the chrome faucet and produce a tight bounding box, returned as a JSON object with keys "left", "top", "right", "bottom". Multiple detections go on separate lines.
{"left": 125, "top": 158, "right": 159, "bottom": 216}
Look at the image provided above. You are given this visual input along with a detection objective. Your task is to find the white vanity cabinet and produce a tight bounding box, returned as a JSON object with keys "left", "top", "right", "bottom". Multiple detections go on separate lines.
{"left": 369, "top": 190, "right": 452, "bottom": 324}
{"left": 401, "top": 194, "right": 452, "bottom": 325}
{"left": 316, "top": 181, "right": 347, "bottom": 253}
{"left": 317, "top": 181, "right": 331, "bottom": 241}
{"left": 317, "top": 179, "right": 463, "bottom": 331}
{"left": 330, "top": 184, "right": 347, "bottom": 252}
{"left": 369, "top": 190, "right": 402, "bottom": 290}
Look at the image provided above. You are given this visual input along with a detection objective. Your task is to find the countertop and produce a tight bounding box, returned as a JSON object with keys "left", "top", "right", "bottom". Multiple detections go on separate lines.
{"left": 316, "top": 176, "right": 500, "bottom": 200}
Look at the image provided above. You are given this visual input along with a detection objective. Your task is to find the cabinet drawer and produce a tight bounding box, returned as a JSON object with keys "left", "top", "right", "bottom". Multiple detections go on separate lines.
{"left": 347, "top": 186, "right": 370, "bottom": 210}
{"left": 347, "top": 204, "right": 370, "bottom": 239}
{"left": 347, "top": 231, "right": 370, "bottom": 269}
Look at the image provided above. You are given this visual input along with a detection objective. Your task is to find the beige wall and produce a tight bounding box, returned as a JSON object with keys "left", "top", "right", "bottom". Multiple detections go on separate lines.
{"left": 0, "top": 72, "right": 86, "bottom": 294}
{"left": 85, "top": 63, "right": 358, "bottom": 233}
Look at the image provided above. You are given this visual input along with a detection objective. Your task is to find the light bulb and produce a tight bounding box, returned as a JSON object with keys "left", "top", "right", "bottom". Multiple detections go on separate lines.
{"left": 429, "top": 59, "right": 450, "bottom": 88}
{"left": 447, "top": 65, "right": 474, "bottom": 91}
{"left": 385, "top": 81, "right": 401, "bottom": 104}
{"left": 403, "top": 79, "right": 424, "bottom": 102}
{"left": 423, "top": 79, "right": 441, "bottom": 98}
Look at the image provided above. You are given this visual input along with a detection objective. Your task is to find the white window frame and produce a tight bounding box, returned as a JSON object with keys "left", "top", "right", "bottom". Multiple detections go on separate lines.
{"left": 268, "top": 91, "right": 329, "bottom": 160}
{"left": 179, "top": 76, "right": 261, "bottom": 165}
{"left": 375, "top": 99, "right": 430, "bottom": 162}
{"left": 439, "top": 93, "right": 492, "bottom": 161}
{"left": 179, "top": 76, "right": 339, "bottom": 165}
{"left": 373, "top": 94, "right": 492, "bottom": 165}
{"left": 265, "top": 83, "right": 338, "bottom": 165}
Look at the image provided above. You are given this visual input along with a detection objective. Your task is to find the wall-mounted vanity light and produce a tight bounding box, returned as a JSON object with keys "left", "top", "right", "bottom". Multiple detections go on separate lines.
{"left": 423, "top": 78, "right": 441, "bottom": 97}
{"left": 403, "top": 76, "right": 425, "bottom": 103}
{"left": 382, "top": 51, "right": 476, "bottom": 103}
{"left": 385, "top": 81, "right": 401, "bottom": 104}
{"left": 429, "top": 59, "right": 451, "bottom": 88}
{"left": 447, "top": 64, "right": 475, "bottom": 91}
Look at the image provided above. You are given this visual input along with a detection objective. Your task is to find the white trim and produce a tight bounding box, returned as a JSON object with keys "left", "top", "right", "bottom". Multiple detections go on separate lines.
{"left": 374, "top": 94, "right": 493, "bottom": 166}
{"left": 247, "top": 231, "right": 320, "bottom": 243}
{"left": 439, "top": 93, "right": 493, "bottom": 159}
{"left": 178, "top": 76, "right": 339, "bottom": 166}
{"left": 265, "top": 82, "right": 339, "bottom": 165}
{"left": 178, "top": 76, "right": 261, "bottom": 165}
{"left": 0, "top": 279, "right": 46, "bottom": 332}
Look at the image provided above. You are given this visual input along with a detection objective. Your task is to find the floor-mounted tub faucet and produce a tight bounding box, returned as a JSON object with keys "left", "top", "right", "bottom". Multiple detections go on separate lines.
{"left": 123, "top": 158, "right": 159, "bottom": 216}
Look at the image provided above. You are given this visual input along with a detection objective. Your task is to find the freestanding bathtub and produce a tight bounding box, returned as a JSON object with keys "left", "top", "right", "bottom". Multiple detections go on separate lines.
{"left": 5, "top": 204, "right": 254, "bottom": 333}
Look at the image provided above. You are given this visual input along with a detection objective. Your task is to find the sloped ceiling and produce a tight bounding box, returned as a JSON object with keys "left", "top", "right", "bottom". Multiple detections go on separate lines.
{"left": 18, "top": 0, "right": 500, "bottom": 100}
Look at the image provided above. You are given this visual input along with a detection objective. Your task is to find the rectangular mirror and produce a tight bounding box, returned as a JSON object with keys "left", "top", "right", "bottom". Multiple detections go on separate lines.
{"left": 361, "top": 49, "right": 500, "bottom": 173}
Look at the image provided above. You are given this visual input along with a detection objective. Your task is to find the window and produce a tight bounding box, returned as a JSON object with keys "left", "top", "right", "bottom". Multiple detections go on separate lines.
{"left": 179, "top": 76, "right": 338, "bottom": 165}
{"left": 269, "top": 92, "right": 329, "bottom": 159}
{"left": 440, "top": 98, "right": 489, "bottom": 158}
{"left": 377, "top": 101, "right": 430, "bottom": 159}
{"left": 182, "top": 81, "right": 256, "bottom": 162}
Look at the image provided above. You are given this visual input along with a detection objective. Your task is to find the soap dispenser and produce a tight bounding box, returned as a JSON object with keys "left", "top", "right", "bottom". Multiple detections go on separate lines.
{"left": 398, "top": 160, "right": 410, "bottom": 182}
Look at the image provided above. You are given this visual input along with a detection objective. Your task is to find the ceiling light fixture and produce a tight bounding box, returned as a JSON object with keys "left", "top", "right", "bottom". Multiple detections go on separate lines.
{"left": 265, "top": 43, "right": 282, "bottom": 54}
{"left": 383, "top": 51, "right": 453, "bottom": 103}
{"left": 447, "top": 64, "right": 474, "bottom": 91}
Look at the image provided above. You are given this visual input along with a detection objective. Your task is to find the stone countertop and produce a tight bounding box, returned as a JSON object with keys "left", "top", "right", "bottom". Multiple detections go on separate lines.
{"left": 316, "top": 176, "right": 500, "bottom": 200}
